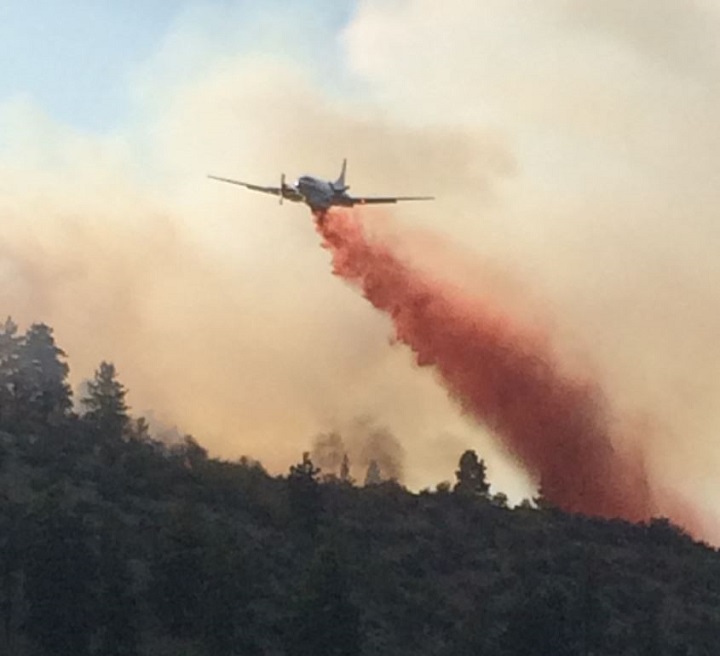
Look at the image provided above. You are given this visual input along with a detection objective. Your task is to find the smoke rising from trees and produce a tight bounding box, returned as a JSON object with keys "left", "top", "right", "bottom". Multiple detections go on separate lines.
{"left": 311, "top": 417, "right": 405, "bottom": 484}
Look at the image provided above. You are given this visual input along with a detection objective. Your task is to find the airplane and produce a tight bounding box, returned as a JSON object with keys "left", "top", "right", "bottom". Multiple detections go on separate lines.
{"left": 208, "top": 159, "right": 434, "bottom": 212}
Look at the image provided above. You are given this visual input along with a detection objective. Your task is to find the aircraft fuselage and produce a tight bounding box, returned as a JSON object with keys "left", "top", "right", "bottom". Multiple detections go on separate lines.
{"left": 293, "top": 176, "right": 351, "bottom": 211}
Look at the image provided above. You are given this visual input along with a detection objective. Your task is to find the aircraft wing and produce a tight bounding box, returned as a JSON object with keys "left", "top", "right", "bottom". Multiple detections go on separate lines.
{"left": 350, "top": 195, "right": 435, "bottom": 206}
{"left": 208, "top": 175, "right": 282, "bottom": 194}
{"left": 207, "top": 175, "right": 304, "bottom": 202}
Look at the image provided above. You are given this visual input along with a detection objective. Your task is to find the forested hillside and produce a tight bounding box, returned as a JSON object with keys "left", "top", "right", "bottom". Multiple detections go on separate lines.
{"left": 0, "top": 318, "right": 718, "bottom": 655}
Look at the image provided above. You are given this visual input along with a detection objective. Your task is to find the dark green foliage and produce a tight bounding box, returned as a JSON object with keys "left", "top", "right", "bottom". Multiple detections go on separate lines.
{"left": 491, "top": 491, "right": 509, "bottom": 508}
{"left": 0, "top": 320, "right": 718, "bottom": 655}
{"left": 147, "top": 504, "right": 264, "bottom": 655}
{"left": 287, "top": 547, "right": 361, "bottom": 656}
{"left": 289, "top": 451, "right": 321, "bottom": 482}
{"left": 288, "top": 452, "right": 322, "bottom": 535}
{"left": 454, "top": 449, "right": 490, "bottom": 498}
{"left": 0, "top": 317, "right": 20, "bottom": 428}
{"left": 0, "top": 320, "right": 72, "bottom": 432}
{"left": 24, "top": 499, "right": 98, "bottom": 656}
{"left": 198, "top": 525, "right": 257, "bottom": 656}
{"left": 82, "top": 361, "right": 129, "bottom": 440}
{"left": 150, "top": 504, "right": 207, "bottom": 638}
{"left": 502, "top": 582, "right": 583, "bottom": 656}
{"left": 17, "top": 323, "right": 72, "bottom": 425}
{"left": 2, "top": 420, "right": 720, "bottom": 656}
{"left": 0, "top": 497, "right": 25, "bottom": 654}
{"left": 97, "top": 521, "right": 139, "bottom": 656}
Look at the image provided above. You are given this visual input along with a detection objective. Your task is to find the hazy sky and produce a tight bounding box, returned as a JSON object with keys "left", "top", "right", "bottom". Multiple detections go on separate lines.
{"left": 2, "top": 1, "right": 720, "bottom": 524}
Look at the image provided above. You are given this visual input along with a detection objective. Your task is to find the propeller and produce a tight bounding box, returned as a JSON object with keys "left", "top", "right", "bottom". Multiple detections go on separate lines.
{"left": 280, "top": 173, "right": 285, "bottom": 205}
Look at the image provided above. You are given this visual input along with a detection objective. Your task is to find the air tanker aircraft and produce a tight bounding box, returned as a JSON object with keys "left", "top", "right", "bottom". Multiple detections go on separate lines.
{"left": 208, "top": 159, "right": 434, "bottom": 212}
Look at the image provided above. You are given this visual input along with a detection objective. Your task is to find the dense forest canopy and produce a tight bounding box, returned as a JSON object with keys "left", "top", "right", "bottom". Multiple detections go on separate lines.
{"left": 0, "top": 318, "right": 718, "bottom": 655}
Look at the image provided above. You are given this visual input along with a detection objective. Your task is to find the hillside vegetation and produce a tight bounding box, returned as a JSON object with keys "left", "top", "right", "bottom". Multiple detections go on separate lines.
{"left": 0, "top": 318, "right": 718, "bottom": 655}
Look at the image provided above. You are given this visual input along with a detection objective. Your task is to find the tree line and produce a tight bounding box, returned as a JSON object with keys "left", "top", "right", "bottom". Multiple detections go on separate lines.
{"left": 0, "top": 318, "right": 717, "bottom": 655}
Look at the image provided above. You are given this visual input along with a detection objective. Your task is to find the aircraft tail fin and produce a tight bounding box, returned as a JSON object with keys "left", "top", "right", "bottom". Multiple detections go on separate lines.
{"left": 334, "top": 158, "right": 348, "bottom": 190}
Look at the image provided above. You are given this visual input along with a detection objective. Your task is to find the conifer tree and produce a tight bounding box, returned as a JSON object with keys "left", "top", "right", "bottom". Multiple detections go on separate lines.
{"left": 288, "top": 453, "right": 322, "bottom": 534}
{"left": 15, "top": 323, "right": 72, "bottom": 425}
{"left": 82, "top": 361, "right": 129, "bottom": 440}
{"left": 453, "top": 450, "right": 490, "bottom": 498}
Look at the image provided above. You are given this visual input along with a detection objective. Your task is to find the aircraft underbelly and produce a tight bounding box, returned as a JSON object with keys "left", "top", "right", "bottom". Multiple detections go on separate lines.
{"left": 303, "top": 190, "right": 332, "bottom": 209}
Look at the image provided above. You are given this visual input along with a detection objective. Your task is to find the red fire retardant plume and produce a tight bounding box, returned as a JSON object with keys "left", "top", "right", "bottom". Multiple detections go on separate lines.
{"left": 316, "top": 208, "right": 654, "bottom": 521}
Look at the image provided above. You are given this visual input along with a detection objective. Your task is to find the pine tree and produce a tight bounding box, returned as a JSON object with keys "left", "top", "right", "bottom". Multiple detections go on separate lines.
{"left": 453, "top": 450, "right": 490, "bottom": 498}
{"left": 15, "top": 323, "right": 72, "bottom": 426}
{"left": 289, "top": 452, "right": 321, "bottom": 482}
{"left": 82, "top": 361, "right": 129, "bottom": 440}
{"left": 288, "top": 453, "right": 322, "bottom": 535}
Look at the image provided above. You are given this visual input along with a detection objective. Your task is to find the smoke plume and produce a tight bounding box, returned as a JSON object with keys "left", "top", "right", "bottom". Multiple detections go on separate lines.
{"left": 311, "top": 416, "right": 405, "bottom": 483}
